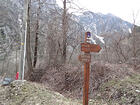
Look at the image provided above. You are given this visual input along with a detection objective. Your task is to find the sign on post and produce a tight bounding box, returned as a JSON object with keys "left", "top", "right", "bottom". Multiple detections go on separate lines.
{"left": 79, "top": 53, "right": 91, "bottom": 63}
{"left": 81, "top": 43, "right": 101, "bottom": 53}
{"left": 79, "top": 32, "right": 101, "bottom": 105}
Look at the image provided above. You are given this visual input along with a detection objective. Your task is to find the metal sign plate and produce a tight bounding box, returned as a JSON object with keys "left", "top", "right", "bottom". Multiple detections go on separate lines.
{"left": 81, "top": 43, "right": 101, "bottom": 52}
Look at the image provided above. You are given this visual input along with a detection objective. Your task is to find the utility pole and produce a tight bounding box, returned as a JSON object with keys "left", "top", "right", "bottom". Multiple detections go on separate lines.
{"left": 19, "top": 0, "right": 29, "bottom": 80}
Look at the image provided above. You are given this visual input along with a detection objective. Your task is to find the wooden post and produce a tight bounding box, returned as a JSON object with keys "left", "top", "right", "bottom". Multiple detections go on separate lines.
{"left": 79, "top": 32, "right": 101, "bottom": 105}
{"left": 83, "top": 32, "right": 90, "bottom": 105}
{"left": 83, "top": 61, "right": 90, "bottom": 105}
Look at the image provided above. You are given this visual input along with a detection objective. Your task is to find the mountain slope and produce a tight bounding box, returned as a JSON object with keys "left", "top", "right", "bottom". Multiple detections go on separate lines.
{"left": 74, "top": 11, "right": 132, "bottom": 35}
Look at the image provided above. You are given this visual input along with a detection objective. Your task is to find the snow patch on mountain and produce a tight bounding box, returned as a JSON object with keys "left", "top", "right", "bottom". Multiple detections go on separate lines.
{"left": 94, "top": 34, "right": 105, "bottom": 44}
{"left": 128, "top": 28, "right": 132, "bottom": 33}
{"left": 75, "top": 11, "right": 133, "bottom": 35}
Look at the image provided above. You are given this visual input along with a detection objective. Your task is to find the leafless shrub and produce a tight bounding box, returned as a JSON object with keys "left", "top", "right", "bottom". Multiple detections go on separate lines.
{"left": 38, "top": 62, "right": 135, "bottom": 98}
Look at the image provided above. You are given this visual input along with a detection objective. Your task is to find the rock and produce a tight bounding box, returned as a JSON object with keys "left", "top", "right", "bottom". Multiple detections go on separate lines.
{"left": 1, "top": 78, "right": 14, "bottom": 86}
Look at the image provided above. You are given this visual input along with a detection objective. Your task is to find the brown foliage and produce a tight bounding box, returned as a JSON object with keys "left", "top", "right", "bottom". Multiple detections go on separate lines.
{"left": 39, "top": 62, "right": 135, "bottom": 98}
{"left": 40, "top": 64, "right": 83, "bottom": 98}
{"left": 25, "top": 68, "right": 45, "bottom": 82}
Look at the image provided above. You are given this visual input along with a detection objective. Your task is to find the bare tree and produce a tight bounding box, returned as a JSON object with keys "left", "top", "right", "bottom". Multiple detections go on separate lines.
{"left": 33, "top": 0, "right": 41, "bottom": 68}
{"left": 0, "top": 0, "right": 22, "bottom": 77}
{"left": 24, "top": 0, "right": 33, "bottom": 78}
{"left": 61, "top": 0, "right": 68, "bottom": 63}
{"left": 130, "top": 12, "right": 140, "bottom": 69}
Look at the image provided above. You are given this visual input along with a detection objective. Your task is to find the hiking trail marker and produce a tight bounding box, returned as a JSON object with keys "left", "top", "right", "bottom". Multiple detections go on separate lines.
{"left": 79, "top": 32, "right": 101, "bottom": 105}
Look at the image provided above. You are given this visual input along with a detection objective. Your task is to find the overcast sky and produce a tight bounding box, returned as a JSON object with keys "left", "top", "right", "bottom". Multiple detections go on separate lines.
{"left": 56, "top": 0, "right": 140, "bottom": 25}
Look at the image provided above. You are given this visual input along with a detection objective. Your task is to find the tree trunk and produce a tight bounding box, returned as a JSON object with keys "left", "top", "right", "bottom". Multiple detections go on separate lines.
{"left": 132, "top": 26, "right": 137, "bottom": 69}
{"left": 26, "top": 0, "right": 33, "bottom": 74}
{"left": 33, "top": 0, "right": 40, "bottom": 68}
{"left": 62, "top": 0, "right": 67, "bottom": 63}
{"left": 68, "top": 46, "right": 76, "bottom": 63}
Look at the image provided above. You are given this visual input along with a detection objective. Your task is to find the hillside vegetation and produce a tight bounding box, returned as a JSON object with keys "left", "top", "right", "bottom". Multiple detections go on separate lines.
{"left": 0, "top": 81, "right": 81, "bottom": 105}
{"left": 0, "top": 72, "right": 139, "bottom": 105}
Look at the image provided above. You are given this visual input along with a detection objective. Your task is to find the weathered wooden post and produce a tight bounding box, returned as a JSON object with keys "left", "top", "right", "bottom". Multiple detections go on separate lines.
{"left": 79, "top": 32, "right": 101, "bottom": 105}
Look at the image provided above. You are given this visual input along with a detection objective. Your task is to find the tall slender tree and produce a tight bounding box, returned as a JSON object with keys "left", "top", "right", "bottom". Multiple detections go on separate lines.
{"left": 26, "top": 0, "right": 33, "bottom": 74}
{"left": 62, "top": 0, "right": 68, "bottom": 63}
{"left": 33, "top": 0, "right": 40, "bottom": 68}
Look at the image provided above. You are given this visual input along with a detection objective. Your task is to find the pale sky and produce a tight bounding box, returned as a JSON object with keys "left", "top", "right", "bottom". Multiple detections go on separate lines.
{"left": 56, "top": 0, "right": 140, "bottom": 25}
